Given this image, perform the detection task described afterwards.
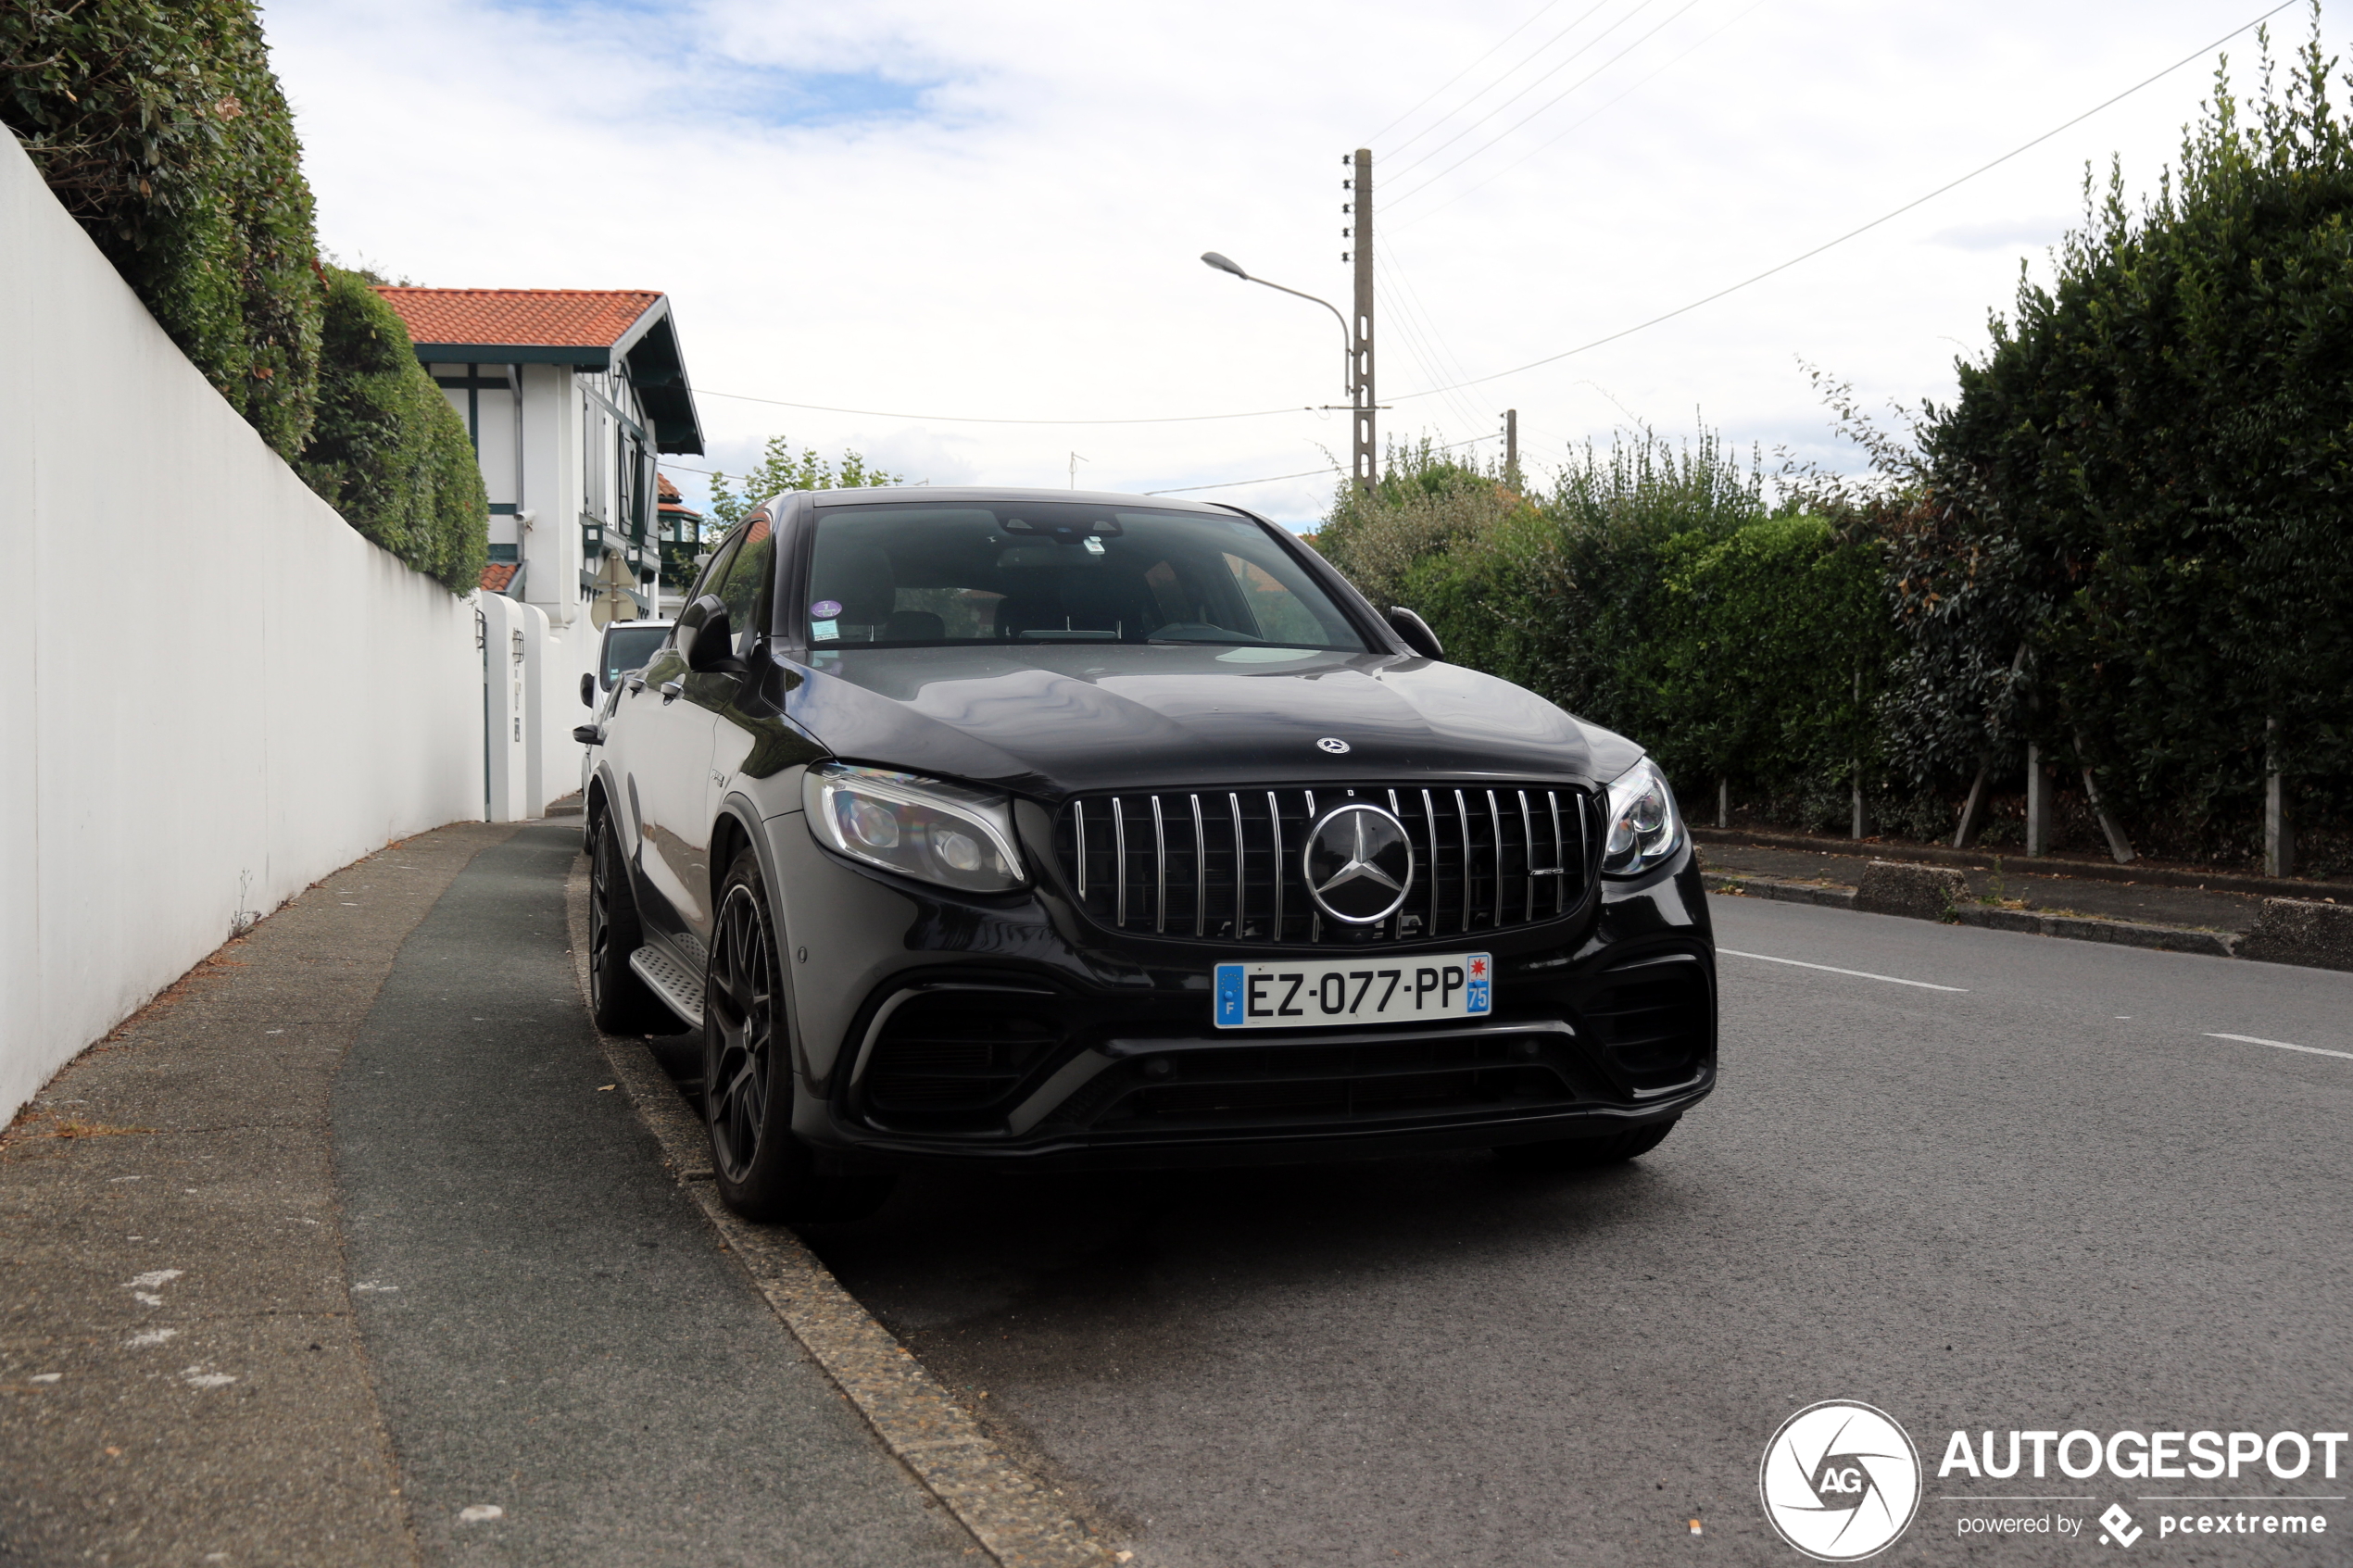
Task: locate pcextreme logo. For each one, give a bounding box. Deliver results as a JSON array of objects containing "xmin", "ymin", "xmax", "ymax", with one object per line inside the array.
[{"xmin": 1759, "ymin": 1401, "xmax": 1924, "ymax": 1562}]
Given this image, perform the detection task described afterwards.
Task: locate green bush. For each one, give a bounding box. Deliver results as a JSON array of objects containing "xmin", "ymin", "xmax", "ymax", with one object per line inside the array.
[
  {"xmin": 296, "ymin": 268, "xmax": 487, "ymax": 592},
  {"xmin": 1908, "ymin": 18, "xmax": 2353, "ymax": 864},
  {"xmin": 3, "ymin": 0, "xmax": 321, "ymax": 458}
]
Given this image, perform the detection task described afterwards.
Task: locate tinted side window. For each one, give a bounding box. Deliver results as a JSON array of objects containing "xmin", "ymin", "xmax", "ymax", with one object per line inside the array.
[
  {"xmin": 717, "ymin": 514, "xmax": 774, "ymax": 634},
  {"xmin": 692, "ymin": 532, "xmax": 743, "ymax": 608}
]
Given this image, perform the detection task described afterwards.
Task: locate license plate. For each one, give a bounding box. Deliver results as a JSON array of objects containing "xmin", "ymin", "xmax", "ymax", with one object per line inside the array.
[{"xmin": 1213, "ymin": 953, "xmax": 1491, "ymax": 1030}]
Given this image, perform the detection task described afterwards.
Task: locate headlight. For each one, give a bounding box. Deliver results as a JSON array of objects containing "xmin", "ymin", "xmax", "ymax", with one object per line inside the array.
[
  {"xmin": 1601, "ymin": 757, "xmax": 1683, "ymax": 877},
  {"xmin": 803, "ymin": 763, "xmax": 1026, "ymax": 893}
]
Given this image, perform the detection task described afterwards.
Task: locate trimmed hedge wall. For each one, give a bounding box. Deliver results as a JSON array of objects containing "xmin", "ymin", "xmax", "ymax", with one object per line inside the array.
[
  {"xmin": 298, "ymin": 269, "xmax": 488, "ymax": 593},
  {"xmin": 4, "ymin": 0, "xmax": 485, "ymax": 592},
  {"xmin": 3, "ymin": 0, "xmax": 321, "ymax": 458}
]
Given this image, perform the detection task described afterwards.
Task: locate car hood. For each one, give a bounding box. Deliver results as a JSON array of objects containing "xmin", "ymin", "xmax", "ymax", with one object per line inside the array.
[{"xmin": 782, "ymin": 646, "xmax": 1641, "ymax": 800}]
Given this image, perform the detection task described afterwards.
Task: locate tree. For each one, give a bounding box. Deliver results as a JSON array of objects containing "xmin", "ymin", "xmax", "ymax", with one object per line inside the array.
[{"xmin": 707, "ymin": 436, "xmax": 901, "ymax": 528}]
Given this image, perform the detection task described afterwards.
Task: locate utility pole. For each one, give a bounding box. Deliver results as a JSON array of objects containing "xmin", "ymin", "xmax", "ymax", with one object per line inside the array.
[
  {"xmin": 1345, "ymin": 148, "xmax": 1377, "ymax": 491},
  {"xmin": 1502, "ymin": 408, "xmax": 1519, "ymax": 491}
]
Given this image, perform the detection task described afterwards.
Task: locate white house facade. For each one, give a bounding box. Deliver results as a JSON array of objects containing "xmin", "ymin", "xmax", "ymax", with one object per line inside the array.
[{"xmin": 376, "ymin": 287, "xmax": 705, "ymax": 810}]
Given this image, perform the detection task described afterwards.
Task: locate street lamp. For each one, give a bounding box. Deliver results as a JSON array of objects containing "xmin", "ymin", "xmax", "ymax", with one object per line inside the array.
[{"xmin": 1200, "ymin": 251, "xmax": 1354, "ymax": 404}]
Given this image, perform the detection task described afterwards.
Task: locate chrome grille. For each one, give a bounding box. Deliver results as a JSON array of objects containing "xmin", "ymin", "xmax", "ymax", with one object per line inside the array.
[{"xmin": 1053, "ymin": 784, "xmax": 1591, "ymax": 946}]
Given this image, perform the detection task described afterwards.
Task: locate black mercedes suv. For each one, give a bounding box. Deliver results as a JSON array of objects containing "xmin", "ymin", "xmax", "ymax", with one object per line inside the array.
[{"xmin": 582, "ymin": 487, "xmax": 1714, "ymax": 1220}]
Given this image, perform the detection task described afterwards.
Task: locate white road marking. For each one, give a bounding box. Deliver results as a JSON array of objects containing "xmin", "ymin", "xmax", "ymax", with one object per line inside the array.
[
  {"xmin": 2205, "ymin": 1032, "xmax": 2353, "ymax": 1061},
  {"xmin": 125, "ymin": 1270, "xmax": 182, "ymax": 1289},
  {"xmin": 124, "ymin": 1329, "xmax": 178, "ymax": 1348},
  {"xmin": 459, "ymin": 1504, "xmax": 505, "ymax": 1524},
  {"xmin": 1718, "ymin": 948, "xmax": 1969, "ymax": 993}
]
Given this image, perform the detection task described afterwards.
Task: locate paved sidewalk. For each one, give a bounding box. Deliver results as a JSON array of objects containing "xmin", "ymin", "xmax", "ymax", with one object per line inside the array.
[
  {"xmin": 0, "ymin": 822, "xmax": 520, "ymax": 1566},
  {"xmin": 1, "ymin": 820, "xmax": 982, "ymax": 1568},
  {"xmin": 335, "ymin": 822, "xmax": 978, "ymax": 1567}
]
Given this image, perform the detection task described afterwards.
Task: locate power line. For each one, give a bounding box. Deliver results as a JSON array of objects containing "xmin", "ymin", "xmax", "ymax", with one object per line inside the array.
[
  {"xmin": 1390, "ymin": 0, "xmax": 2301, "ymax": 404},
  {"xmin": 1380, "ymin": 0, "xmax": 1617, "ymax": 160},
  {"xmin": 695, "ymin": 385, "xmax": 1313, "ymax": 426},
  {"xmin": 1385, "ymin": 0, "xmax": 1661, "ymax": 180},
  {"xmin": 1368, "ymin": 0, "xmax": 1575, "ymax": 146},
  {"xmin": 1145, "ymin": 433, "xmax": 1494, "ymax": 495},
  {"xmin": 1390, "ymin": 0, "xmax": 1770, "ymax": 229},
  {"xmin": 1386, "ymin": 0, "xmax": 1705, "ymax": 206}
]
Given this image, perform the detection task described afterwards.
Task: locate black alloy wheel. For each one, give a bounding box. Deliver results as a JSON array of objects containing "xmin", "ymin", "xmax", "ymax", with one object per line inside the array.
[
  {"xmin": 1493, "ymin": 1116, "xmax": 1678, "ymax": 1173},
  {"xmin": 704, "ymin": 848, "xmax": 893, "ymax": 1223},
  {"xmin": 590, "ymin": 810, "xmax": 677, "ymax": 1035}
]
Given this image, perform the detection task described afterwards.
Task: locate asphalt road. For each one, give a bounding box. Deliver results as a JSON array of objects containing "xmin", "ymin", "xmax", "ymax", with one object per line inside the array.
[{"xmin": 810, "ymin": 897, "xmax": 2353, "ymax": 1567}]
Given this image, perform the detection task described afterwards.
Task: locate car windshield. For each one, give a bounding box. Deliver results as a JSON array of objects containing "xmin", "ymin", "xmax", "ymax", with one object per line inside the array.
[
  {"xmin": 803, "ymin": 504, "xmax": 1365, "ymax": 651},
  {"xmin": 601, "ymin": 623, "xmax": 671, "ymax": 686}
]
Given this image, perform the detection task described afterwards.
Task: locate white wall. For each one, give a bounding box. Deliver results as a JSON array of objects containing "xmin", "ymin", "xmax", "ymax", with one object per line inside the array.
[{"xmin": 0, "ymin": 132, "xmax": 489, "ymax": 1122}]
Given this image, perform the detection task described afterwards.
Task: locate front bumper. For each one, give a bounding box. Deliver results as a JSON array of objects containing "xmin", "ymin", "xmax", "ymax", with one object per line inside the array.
[{"xmin": 764, "ymin": 809, "xmax": 1717, "ymax": 1170}]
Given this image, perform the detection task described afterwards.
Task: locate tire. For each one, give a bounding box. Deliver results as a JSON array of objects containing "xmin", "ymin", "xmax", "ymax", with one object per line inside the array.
[
  {"xmin": 589, "ymin": 809, "xmax": 679, "ymax": 1036},
  {"xmin": 703, "ymin": 848, "xmax": 894, "ymax": 1223},
  {"xmin": 1494, "ymin": 1117, "xmax": 1678, "ymax": 1173}
]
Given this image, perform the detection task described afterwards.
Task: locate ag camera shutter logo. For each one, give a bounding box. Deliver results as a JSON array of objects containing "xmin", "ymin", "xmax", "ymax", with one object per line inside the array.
[{"xmin": 1759, "ymin": 1400, "xmax": 1923, "ymax": 1561}]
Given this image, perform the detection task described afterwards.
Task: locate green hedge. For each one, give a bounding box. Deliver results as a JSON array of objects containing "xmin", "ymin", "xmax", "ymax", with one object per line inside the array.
[
  {"xmin": 3, "ymin": 0, "xmax": 321, "ymax": 458},
  {"xmin": 5, "ymin": 0, "xmax": 486, "ymax": 592},
  {"xmin": 297, "ymin": 268, "xmax": 487, "ymax": 592}
]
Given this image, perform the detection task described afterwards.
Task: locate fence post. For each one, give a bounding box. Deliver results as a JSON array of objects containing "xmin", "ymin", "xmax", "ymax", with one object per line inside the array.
[
  {"xmin": 1718, "ymin": 777, "xmax": 1729, "ymax": 830},
  {"xmin": 2265, "ymin": 717, "xmax": 2296, "ymax": 879},
  {"xmin": 1953, "ymin": 762, "xmax": 1991, "ymax": 849},
  {"xmin": 2025, "ymin": 744, "xmax": 2051, "ymax": 857},
  {"xmin": 1849, "ymin": 667, "xmax": 1868, "ymax": 839}
]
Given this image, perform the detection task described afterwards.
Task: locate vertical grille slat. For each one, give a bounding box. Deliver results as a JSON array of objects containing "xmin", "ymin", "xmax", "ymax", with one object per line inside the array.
[
  {"xmin": 1113, "ymin": 797, "xmax": 1128, "ymax": 928},
  {"xmin": 1150, "ymin": 796, "xmax": 1168, "ymax": 934},
  {"xmin": 1059, "ymin": 781, "xmax": 1593, "ymax": 947},
  {"xmin": 1267, "ymin": 791, "xmax": 1285, "ymax": 940},
  {"xmin": 1519, "ymin": 789, "xmax": 1536, "ymax": 923}
]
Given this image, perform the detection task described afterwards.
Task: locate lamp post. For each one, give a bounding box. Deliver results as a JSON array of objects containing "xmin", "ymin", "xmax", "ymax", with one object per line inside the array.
[{"xmin": 1201, "ymin": 249, "xmax": 1371, "ymax": 489}]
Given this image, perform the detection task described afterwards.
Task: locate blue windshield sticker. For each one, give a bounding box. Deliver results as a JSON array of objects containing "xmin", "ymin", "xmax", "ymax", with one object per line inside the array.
[{"xmin": 810, "ymin": 599, "xmax": 843, "ymax": 618}]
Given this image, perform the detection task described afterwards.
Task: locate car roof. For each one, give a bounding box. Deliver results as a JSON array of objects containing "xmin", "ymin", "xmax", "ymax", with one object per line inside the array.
[
  {"xmin": 603, "ymin": 619, "xmax": 675, "ymax": 633},
  {"xmin": 799, "ymin": 485, "xmax": 1248, "ymax": 516}
]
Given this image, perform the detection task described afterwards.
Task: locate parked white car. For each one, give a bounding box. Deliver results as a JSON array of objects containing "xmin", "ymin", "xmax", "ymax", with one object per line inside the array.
[{"xmin": 575, "ymin": 619, "xmax": 674, "ymax": 812}]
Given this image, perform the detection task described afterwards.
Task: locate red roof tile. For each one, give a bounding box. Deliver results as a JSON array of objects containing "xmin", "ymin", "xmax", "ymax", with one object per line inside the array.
[
  {"xmin": 656, "ymin": 472, "xmax": 682, "ymax": 503},
  {"xmin": 376, "ymin": 288, "xmax": 662, "ymax": 350},
  {"xmin": 480, "ymin": 563, "xmax": 521, "ymax": 594}
]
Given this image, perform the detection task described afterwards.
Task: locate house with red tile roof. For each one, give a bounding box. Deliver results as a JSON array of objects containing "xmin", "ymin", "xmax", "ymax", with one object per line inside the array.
[
  {"xmin": 377, "ymin": 286, "xmax": 706, "ymax": 782},
  {"xmin": 376, "ymin": 286, "xmax": 704, "ymax": 621}
]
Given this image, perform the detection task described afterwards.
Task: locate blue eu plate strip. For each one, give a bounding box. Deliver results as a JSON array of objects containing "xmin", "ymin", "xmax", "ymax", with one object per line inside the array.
[{"xmin": 1214, "ymin": 963, "xmax": 1246, "ymax": 1027}]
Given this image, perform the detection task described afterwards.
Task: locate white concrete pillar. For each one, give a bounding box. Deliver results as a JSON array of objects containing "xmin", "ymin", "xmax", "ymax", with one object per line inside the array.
[
  {"xmin": 480, "ymin": 594, "xmax": 529, "ymax": 823},
  {"xmin": 518, "ymin": 600, "xmax": 548, "ymax": 817}
]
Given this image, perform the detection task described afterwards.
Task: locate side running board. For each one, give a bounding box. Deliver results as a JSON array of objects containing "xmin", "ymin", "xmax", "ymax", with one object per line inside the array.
[{"xmin": 628, "ymin": 944, "xmax": 705, "ymax": 1030}]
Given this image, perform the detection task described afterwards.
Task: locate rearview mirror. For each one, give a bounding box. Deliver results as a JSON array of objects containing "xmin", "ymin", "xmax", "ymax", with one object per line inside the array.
[
  {"xmin": 676, "ymin": 594, "xmax": 748, "ymax": 676},
  {"xmin": 1387, "ymin": 606, "xmax": 1443, "ymax": 659}
]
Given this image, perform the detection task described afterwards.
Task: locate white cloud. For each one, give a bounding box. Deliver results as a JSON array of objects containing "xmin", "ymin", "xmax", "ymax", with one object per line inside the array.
[{"xmin": 260, "ymin": 0, "xmax": 2322, "ymax": 526}]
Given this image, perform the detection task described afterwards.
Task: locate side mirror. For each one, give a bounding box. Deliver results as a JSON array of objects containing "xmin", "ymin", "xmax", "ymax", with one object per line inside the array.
[
  {"xmin": 677, "ymin": 594, "xmax": 748, "ymax": 676},
  {"xmin": 1387, "ymin": 606, "xmax": 1444, "ymax": 659},
  {"xmin": 579, "ymin": 672, "xmax": 596, "ymax": 708},
  {"xmin": 573, "ymin": 724, "xmax": 602, "ymax": 746}
]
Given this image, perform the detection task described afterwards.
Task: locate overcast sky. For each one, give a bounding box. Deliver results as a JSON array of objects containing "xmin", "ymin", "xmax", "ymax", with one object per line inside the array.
[{"xmin": 263, "ymin": 0, "xmax": 2324, "ymax": 527}]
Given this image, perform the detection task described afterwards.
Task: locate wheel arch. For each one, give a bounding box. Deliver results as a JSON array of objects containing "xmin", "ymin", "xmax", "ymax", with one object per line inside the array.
[{"xmin": 712, "ymin": 794, "xmax": 809, "ymax": 1080}]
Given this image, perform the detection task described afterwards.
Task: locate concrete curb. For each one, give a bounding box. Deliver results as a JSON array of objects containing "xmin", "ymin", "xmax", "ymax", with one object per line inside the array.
[
  {"xmin": 561, "ymin": 859, "xmax": 1123, "ymax": 1568},
  {"xmin": 1705, "ymin": 873, "xmax": 2240, "ymax": 960}
]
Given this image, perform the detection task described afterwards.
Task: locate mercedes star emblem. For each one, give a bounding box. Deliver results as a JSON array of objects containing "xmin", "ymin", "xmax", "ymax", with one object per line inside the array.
[
  {"xmin": 1302, "ymin": 804, "xmax": 1415, "ymax": 924},
  {"xmin": 1315, "ymin": 737, "xmax": 1350, "ymax": 754}
]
